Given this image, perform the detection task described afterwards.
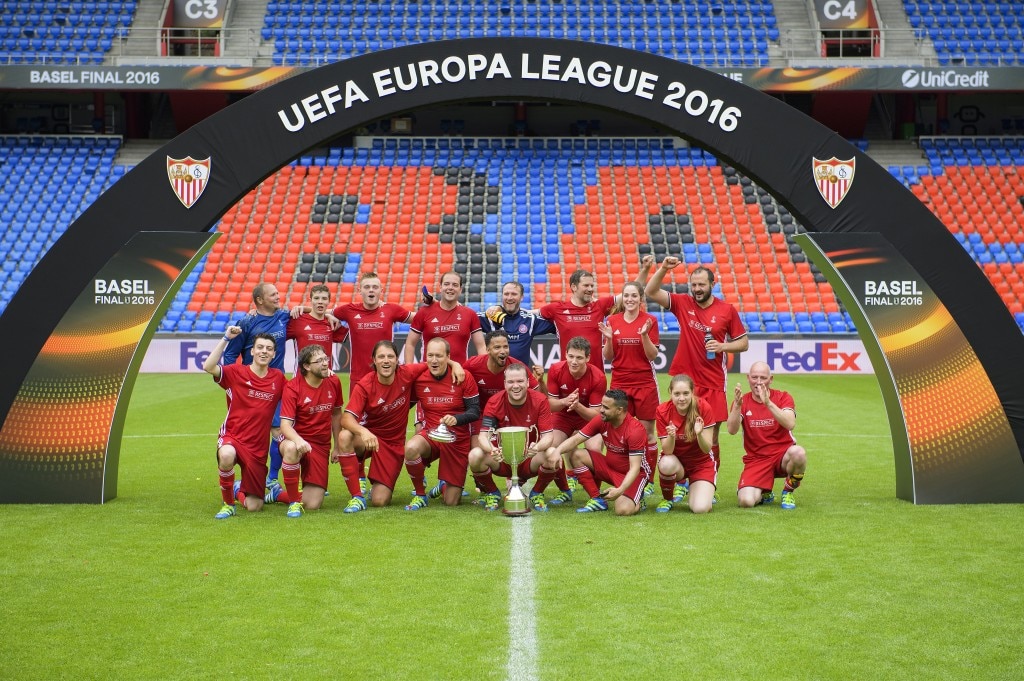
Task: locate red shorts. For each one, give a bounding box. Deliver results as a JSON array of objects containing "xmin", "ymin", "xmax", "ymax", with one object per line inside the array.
[
  {"xmin": 495, "ymin": 456, "xmax": 538, "ymax": 482},
  {"xmin": 416, "ymin": 428, "xmax": 471, "ymax": 488},
  {"xmin": 670, "ymin": 448, "xmax": 719, "ymax": 487},
  {"xmin": 589, "ymin": 452, "xmax": 650, "ymax": 505},
  {"xmin": 367, "ymin": 439, "xmax": 406, "ymax": 490},
  {"xmin": 299, "ymin": 442, "xmax": 331, "ymax": 489},
  {"xmin": 737, "ymin": 450, "xmax": 788, "ymax": 491},
  {"xmin": 614, "ymin": 381, "xmax": 660, "ymax": 421},
  {"xmin": 217, "ymin": 435, "xmax": 268, "ymax": 498},
  {"xmin": 695, "ymin": 385, "xmax": 728, "ymax": 424},
  {"xmin": 551, "ymin": 412, "xmax": 587, "ymax": 437}
]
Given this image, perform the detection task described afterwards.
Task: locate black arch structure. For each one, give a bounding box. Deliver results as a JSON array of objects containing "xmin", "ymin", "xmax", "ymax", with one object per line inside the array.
[{"xmin": 1, "ymin": 39, "xmax": 1022, "ymax": 503}]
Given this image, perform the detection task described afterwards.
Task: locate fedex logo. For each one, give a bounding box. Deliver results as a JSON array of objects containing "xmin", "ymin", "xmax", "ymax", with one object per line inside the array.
[{"xmin": 766, "ymin": 342, "xmax": 862, "ymax": 372}]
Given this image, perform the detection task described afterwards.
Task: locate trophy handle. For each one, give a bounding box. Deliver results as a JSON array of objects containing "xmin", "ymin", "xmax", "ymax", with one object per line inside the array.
[{"xmin": 528, "ymin": 424, "xmax": 539, "ymax": 450}]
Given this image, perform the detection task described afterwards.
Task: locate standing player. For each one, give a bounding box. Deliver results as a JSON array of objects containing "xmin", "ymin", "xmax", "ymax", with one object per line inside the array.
[
  {"xmin": 404, "ymin": 271, "xmax": 485, "ymax": 364},
  {"xmin": 271, "ymin": 344, "xmax": 344, "ymax": 518},
  {"xmin": 332, "ymin": 271, "xmax": 414, "ymax": 384},
  {"xmin": 468, "ymin": 363, "xmax": 559, "ymax": 511},
  {"xmin": 224, "ymin": 282, "xmax": 292, "ymax": 488},
  {"xmin": 287, "ymin": 283, "xmax": 350, "ymax": 369},
  {"xmin": 538, "ymin": 256, "xmax": 653, "ymax": 372},
  {"xmin": 599, "ymin": 281, "xmax": 660, "ymax": 482},
  {"xmin": 342, "ymin": 341, "xmax": 465, "ymax": 509},
  {"xmin": 331, "ymin": 271, "xmax": 415, "ymax": 499},
  {"xmin": 644, "ymin": 259, "xmax": 748, "ymax": 489},
  {"xmin": 655, "ymin": 374, "xmax": 717, "ymax": 514},
  {"xmin": 727, "ymin": 361, "xmax": 807, "ymax": 510},
  {"xmin": 481, "ymin": 281, "xmax": 557, "ymax": 378},
  {"xmin": 203, "ymin": 325, "xmax": 284, "ymax": 519},
  {"xmin": 404, "ymin": 338, "xmax": 481, "ymax": 510},
  {"xmin": 547, "ymin": 389, "xmax": 651, "ymax": 516},
  {"xmin": 530, "ymin": 336, "xmax": 607, "ymax": 505}
]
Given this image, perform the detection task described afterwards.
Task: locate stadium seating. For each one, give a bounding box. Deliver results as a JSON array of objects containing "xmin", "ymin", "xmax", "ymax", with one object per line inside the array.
[
  {"xmin": 261, "ymin": 0, "xmax": 779, "ymax": 67},
  {"xmin": 906, "ymin": 1, "xmax": 1024, "ymax": 65},
  {"xmin": 0, "ymin": 1, "xmax": 136, "ymax": 65},
  {"xmin": 0, "ymin": 135, "xmax": 122, "ymax": 311},
  {"xmin": 2, "ymin": 135, "xmax": 1021, "ymax": 336}
]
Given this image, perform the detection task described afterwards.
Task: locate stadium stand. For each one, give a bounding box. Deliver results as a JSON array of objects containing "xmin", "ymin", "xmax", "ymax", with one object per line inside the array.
[
  {"xmin": 0, "ymin": 135, "xmax": 123, "ymax": 310},
  {"xmin": 262, "ymin": 0, "xmax": 779, "ymax": 67},
  {"xmin": 0, "ymin": 1, "xmax": 137, "ymax": 65},
  {"xmin": 906, "ymin": 0, "xmax": 1024, "ymax": 66},
  {"xmin": 2, "ymin": 136, "xmax": 1021, "ymax": 336}
]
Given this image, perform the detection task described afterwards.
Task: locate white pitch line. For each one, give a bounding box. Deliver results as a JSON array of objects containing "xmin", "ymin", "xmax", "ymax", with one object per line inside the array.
[{"xmin": 506, "ymin": 515, "xmax": 538, "ymax": 681}]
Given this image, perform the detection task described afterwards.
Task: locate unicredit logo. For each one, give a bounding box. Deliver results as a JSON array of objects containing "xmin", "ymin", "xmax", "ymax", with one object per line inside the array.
[{"xmin": 901, "ymin": 69, "xmax": 990, "ymax": 89}]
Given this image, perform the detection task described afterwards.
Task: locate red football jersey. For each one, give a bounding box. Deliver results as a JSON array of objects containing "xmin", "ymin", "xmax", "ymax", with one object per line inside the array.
[
  {"xmin": 412, "ymin": 367, "xmax": 481, "ymax": 437},
  {"xmin": 655, "ymin": 397, "xmax": 717, "ymax": 460},
  {"xmin": 216, "ymin": 363, "xmax": 285, "ymax": 454},
  {"xmin": 606, "ymin": 312, "xmax": 659, "ymax": 388},
  {"xmin": 409, "ymin": 303, "xmax": 482, "ymax": 364},
  {"xmin": 666, "ymin": 294, "xmax": 746, "ymax": 391},
  {"xmin": 280, "ymin": 373, "xmax": 343, "ymax": 449},
  {"xmin": 578, "ymin": 412, "xmax": 649, "ymax": 474},
  {"xmin": 482, "ymin": 389, "xmax": 554, "ymax": 447},
  {"xmin": 345, "ymin": 363, "xmax": 426, "ymax": 439},
  {"xmin": 546, "ymin": 361, "xmax": 607, "ymax": 408},
  {"xmin": 738, "ymin": 389, "xmax": 797, "ymax": 459},
  {"xmin": 463, "ymin": 354, "xmax": 540, "ymax": 411},
  {"xmin": 332, "ymin": 302, "xmax": 411, "ymax": 383},
  {"xmin": 287, "ymin": 313, "xmax": 349, "ymax": 371},
  {"xmin": 539, "ymin": 295, "xmax": 615, "ymax": 371}
]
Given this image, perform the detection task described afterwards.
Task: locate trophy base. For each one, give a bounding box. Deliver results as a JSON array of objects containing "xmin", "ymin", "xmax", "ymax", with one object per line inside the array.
[{"xmin": 503, "ymin": 485, "xmax": 531, "ymax": 516}]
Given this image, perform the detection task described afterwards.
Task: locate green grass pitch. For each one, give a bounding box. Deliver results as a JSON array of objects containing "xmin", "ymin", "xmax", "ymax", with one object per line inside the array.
[{"xmin": 1, "ymin": 372, "xmax": 1022, "ymax": 679}]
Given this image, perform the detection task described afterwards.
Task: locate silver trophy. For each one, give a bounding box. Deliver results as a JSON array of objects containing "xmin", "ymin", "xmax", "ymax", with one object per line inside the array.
[
  {"xmin": 496, "ymin": 425, "xmax": 538, "ymax": 516},
  {"xmin": 427, "ymin": 422, "xmax": 457, "ymax": 443}
]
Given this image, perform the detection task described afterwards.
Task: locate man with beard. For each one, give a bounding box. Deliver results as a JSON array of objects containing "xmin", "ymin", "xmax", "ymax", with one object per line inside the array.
[
  {"xmin": 480, "ymin": 281, "xmax": 556, "ymax": 379},
  {"xmin": 644, "ymin": 260, "xmax": 747, "ymax": 493}
]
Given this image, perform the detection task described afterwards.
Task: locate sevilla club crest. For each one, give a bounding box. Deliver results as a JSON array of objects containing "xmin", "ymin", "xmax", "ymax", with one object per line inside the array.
[
  {"xmin": 812, "ymin": 157, "xmax": 855, "ymax": 209},
  {"xmin": 167, "ymin": 156, "xmax": 211, "ymax": 209}
]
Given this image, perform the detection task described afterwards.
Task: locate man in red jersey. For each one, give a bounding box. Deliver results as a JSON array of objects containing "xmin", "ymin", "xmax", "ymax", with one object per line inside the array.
[
  {"xmin": 287, "ymin": 283, "xmax": 349, "ymax": 370},
  {"xmin": 342, "ymin": 341, "xmax": 465, "ymax": 509},
  {"xmin": 645, "ymin": 259, "xmax": 747, "ymax": 486},
  {"xmin": 538, "ymin": 256, "xmax": 653, "ymax": 371},
  {"xmin": 269, "ymin": 344, "xmax": 344, "ymax": 518},
  {"xmin": 454, "ymin": 330, "xmax": 541, "ymax": 508},
  {"xmin": 531, "ymin": 336, "xmax": 607, "ymax": 505},
  {"xmin": 333, "ymin": 271, "xmax": 414, "ymax": 384},
  {"xmin": 404, "ymin": 271, "xmax": 485, "ymax": 364},
  {"xmin": 727, "ymin": 361, "xmax": 807, "ymax": 510},
  {"xmin": 404, "ymin": 338, "xmax": 481, "ymax": 510},
  {"xmin": 547, "ymin": 389, "xmax": 650, "ymax": 516},
  {"xmin": 468, "ymin": 363, "xmax": 559, "ymax": 511},
  {"xmin": 203, "ymin": 326, "xmax": 285, "ymax": 520}
]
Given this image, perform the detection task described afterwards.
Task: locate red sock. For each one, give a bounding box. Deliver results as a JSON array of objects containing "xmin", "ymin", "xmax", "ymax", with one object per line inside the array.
[
  {"xmin": 573, "ymin": 465, "xmax": 601, "ymax": 499},
  {"xmin": 645, "ymin": 441, "xmax": 659, "ymax": 473},
  {"xmin": 219, "ymin": 469, "xmax": 236, "ymax": 505},
  {"xmin": 553, "ymin": 467, "xmax": 570, "ymax": 492},
  {"xmin": 784, "ymin": 472, "xmax": 804, "ymax": 492},
  {"xmin": 358, "ymin": 457, "xmax": 367, "ymax": 478},
  {"xmin": 282, "ymin": 461, "xmax": 301, "ymax": 504},
  {"xmin": 533, "ymin": 466, "xmax": 556, "ymax": 493},
  {"xmin": 473, "ymin": 471, "xmax": 499, "ymax": 494},
  {"xmin": 660, "ymin": 472, "xmax": 677, "ymax": 501},
  {"xmin": 406, "ymin": 457, "xmax": 426, "ymax": 496},
  {"xmin": 338, "ymin": 453, "xmax": 363, "ymax": 498}
]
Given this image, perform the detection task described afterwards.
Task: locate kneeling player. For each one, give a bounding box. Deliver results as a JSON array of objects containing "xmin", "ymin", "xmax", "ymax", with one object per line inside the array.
[
  {"xmin": 272, "ymin": 344, "xmax": 344, "ymax": 518},
  {"xmin": 727, "ymin": 362, "xmax": 807, "ymax": 510},
  {"xmin": 655, "ymin": 374, "xmax": 717, "ymax": 514},
  {"xmin": 404, "ymin": 338, "xmax": 481, "ymax": 510},
  {"xmin": 203, "ymin": 327, "xmax": 284, "ymax": 519},
  {"xmin": 547, "ymin": 389, "xmax": 650, "ymax": 516},
  {"xmin": 342, "ymin": 341, "xmax": 464, "ymax": 509},
  {"xmin": 468, "ymin": 363, "xmax": 558, "ymax": 511}
]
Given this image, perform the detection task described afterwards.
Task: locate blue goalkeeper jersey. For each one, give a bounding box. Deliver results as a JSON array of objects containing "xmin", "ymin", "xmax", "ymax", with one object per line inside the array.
[
  {"xmin": 478, "ymin": 309, "xmax": 557, "ymax": 366},
  {"xmin": 223, "ymin": 310, "xmax": 291, "ymax": 371}
]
